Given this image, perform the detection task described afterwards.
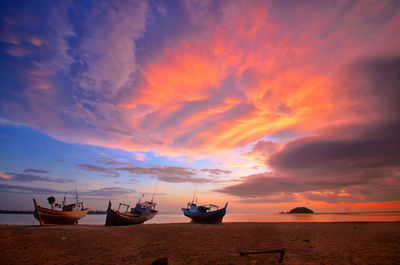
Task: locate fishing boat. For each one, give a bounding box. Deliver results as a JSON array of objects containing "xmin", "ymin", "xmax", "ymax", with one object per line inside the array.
[
  {"xmin": 33, "ymin": 195, "xmax": 90, "ymax": 225},
  {"xmin": 182, "ymin": 198, "xmax": 228, "ymax": 223},
  {"xmin": 105, "ymin": 199, "xmax": 158, "ymax": 226},
  {"xmin": 106, "ymin": 186, "xmax": 159, "ymax": 226}
]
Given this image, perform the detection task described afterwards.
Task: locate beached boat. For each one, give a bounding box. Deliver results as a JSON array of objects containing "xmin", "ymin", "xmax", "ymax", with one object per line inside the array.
[
  {"xmin": 33, "ymin": 196, "xmax": 90, "ymax": 225},
  {"xmin": 105, "ymin": 200, "xmax": 158, "ymax": 226},
  {"xmin": 182, "ymin": 200, "xmax": 228, "ymax": 223}
]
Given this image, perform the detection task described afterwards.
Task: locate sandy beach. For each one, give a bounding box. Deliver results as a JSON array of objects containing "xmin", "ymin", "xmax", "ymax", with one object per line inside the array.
[{"xmin": 1, "ymin": 222, "xmax": 399, "ymax": 264}]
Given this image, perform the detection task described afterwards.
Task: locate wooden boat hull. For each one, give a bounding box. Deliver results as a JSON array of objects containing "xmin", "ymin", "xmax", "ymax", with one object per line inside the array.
[
  {"xmin": 105, "ymin": 202, "xmax": 158, "ymax": 226},
  {"xmin": 182, "ymin": 207, "xmax": 227, "ymax": 224},
  {"xmin": 33, "ymin": 203, "xmax": 89, "ymax": 225}
]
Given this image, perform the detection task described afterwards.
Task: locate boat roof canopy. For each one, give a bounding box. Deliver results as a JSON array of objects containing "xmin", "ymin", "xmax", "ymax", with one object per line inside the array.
[
  {"xmin": 139, "ymin": 201, "xmax": 157, "ymax": 207},
  {"xmin": 190, "ymin": 203, "xmax": 219, "ymax": 209}
]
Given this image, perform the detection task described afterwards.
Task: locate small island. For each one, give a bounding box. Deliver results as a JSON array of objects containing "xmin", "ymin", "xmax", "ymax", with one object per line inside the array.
[{"xmin": 288, "ymin": 207, "xmax": 314, "ymax": 214}]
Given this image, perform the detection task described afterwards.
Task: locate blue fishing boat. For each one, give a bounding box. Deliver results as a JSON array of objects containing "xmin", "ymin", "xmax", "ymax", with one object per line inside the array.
[{"xmin": 182, "ymin": 199, "xmax": 228, "ymax": 224}]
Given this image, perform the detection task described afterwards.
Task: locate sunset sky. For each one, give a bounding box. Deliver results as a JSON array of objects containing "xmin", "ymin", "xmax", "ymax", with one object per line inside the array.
[{"xmin": 1, "ymin": 0, "xmax": 399, "ymax": 213}]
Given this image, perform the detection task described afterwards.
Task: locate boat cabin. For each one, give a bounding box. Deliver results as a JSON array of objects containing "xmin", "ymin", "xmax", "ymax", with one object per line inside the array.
[
  {"xmin": 62, "ymin": 202, "xmax": 85, "ymax": 211},
  {"xmin": 186, "ymin": 202, "xmax": 219, "ymax": 213},
  {"xmin": 116, "ymin": 201, "xmax": 157, "ymax": 215},
  {"xmin": 47, "ymin": 196, "xmax": 85, "ymax": 211},
  {"xmin": 131, "ymin": 201, "xmax": 157, "ymax": 214}
]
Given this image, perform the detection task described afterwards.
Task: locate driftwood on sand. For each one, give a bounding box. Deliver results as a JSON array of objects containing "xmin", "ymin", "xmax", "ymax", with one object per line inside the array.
[{"xmin": 240, "ymin": 249, "xmax": 285, "ymax": 263}]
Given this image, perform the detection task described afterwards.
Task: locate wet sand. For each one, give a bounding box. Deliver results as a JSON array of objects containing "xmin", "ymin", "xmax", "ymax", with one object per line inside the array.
[{"xmin": 1, "ymin": 222, "xmax": 399, "ymax": 264}]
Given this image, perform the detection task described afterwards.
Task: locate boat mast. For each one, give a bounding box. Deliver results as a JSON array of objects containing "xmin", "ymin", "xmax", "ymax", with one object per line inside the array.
[
  {"xmin": 74, "ymin": 181, "xmax": 83, "ymax": 205},
  {"xmin": 74, "ymin": 181, "xmax": 84, "ymax": 209},
  {"xmin": 151, "ymin": 183, "xmax": 158, "ymax": 203},
  {"xmin": 191, "ymin": 188, "xmax": 196, "ymax": 204}
]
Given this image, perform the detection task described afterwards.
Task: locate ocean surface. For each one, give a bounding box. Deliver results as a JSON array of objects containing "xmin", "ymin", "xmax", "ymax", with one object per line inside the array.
[{"xmin": 1, "ymin": 212, "xmax": 399, "ymax": 225}]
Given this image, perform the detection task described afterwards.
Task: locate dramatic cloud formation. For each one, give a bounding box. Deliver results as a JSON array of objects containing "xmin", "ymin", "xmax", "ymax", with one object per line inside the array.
[
  {"xmin": 2, "ymin": 0, "xmax": 398, "ymax": 156},
  {"xmin": 217, "ymin": 57, "xmax": 400, "ymax": 203}
]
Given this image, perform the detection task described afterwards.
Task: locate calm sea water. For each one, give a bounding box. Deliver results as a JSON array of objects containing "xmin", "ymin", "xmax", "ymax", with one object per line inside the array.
[{"xmin": 1, "ymin": 212, "xmax": 399, "ymax": 225}]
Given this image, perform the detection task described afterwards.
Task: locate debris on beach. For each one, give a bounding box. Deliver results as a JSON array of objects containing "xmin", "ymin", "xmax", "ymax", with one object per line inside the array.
[{"xmin": 240, "ymin": 249, "xmax": 285, "ymax": 263}]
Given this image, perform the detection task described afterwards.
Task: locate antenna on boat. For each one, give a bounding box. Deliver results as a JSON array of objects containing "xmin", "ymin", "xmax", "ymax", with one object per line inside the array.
[{"xmin": 151, "ymin": 183, "xmax": 158, "ymax": 203}]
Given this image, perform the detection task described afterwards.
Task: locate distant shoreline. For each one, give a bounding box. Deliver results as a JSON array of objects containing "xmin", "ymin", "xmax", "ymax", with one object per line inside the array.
[
  {"xmin": 0, "ymin": 210, "xmax": 106, "ymax": 215},
  {"xmin": 1, "ymin": 210, "xmax": 400, "ymax": 215}
]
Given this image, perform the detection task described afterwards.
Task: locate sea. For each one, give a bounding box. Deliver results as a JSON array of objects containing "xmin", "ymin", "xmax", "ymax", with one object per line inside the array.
[{"xmin": 1, "ymin": 212, "xmax": 399, "ymax": 225}]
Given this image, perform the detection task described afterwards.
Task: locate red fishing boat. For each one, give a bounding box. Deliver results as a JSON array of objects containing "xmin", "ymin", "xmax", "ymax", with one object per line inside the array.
[{"xmin": 33, "ymin": 195, "xmax": 90, "ymax": 225}]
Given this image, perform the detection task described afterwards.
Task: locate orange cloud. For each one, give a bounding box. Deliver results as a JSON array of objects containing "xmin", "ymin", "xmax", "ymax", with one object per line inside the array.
[
  {"xmin": 0, "ymin": 172, "xmax": 11, "ymax": 179},
  {"xmin": 140, "ymin": 48, "xmax": 222, "ymax": 106},
  {"xmin": 28, "ymin": 37, "xmax": 45, "ymax": 46}
]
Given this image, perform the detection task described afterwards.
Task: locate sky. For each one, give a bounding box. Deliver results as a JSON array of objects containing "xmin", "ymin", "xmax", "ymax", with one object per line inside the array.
[{"xmin": 1, "ymin": 0, "xmax": 400, "ymax": 213}]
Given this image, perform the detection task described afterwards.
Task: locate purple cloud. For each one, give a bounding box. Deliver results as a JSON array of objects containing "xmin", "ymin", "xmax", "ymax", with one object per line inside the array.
[
  {"xmin": 78, "ymin": 162, "xmax": 224, "ymax": 183},
  {"xmin": 250, "ymin": 140, "xmax": 279, "ymax": 156},
  {"xmin": 0, "ymin": 184, "xmax": 138, "ymax": 199},
  {"xmin": 201, "ymin": 168, "xmax": 232, "ymax": 176},
  {"xmin": 0, "ymin": 184, "xmax": 63, "ymax": 195},
  {"xmin": 24, "ymin": 168, "xmax": 50, "ymax": 174},
  {"xmin": 120, "ymin": 166, "xmax": 212, "ymax": 183},
  {"xmin": 78, "ymin": 164, "xmax": 120, "ymax": 178},
  {"xmin": 5, "ymin": 172, "xmax": 73, "ymax": 183},
  {"xmin": 92, "ymin": 157, "xmax": 133, "ymax": 166},
  {"xmin": 78, "ymin": 187, "xmax": 136, "ymax": 198}
]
